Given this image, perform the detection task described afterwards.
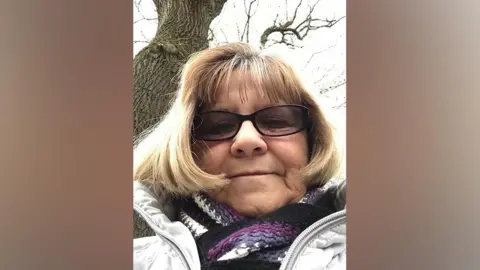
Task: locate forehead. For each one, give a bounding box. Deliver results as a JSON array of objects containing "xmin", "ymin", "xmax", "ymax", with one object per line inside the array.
[
  {"xmin": 212, "ymin": 89, "xmax": 284, "ymax": 114},
  {"xmin": 214, "ymin": 71, "xmax": 270, "ymax": 103},
  {"xmin": 198, "ymin": 67, "xmax": 303, "ymax": 111}
]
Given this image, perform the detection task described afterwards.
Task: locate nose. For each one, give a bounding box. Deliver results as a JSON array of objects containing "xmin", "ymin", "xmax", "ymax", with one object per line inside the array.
[{"xmin": 230, "ymin": 121, "xmax": 267, "ymax": 158}]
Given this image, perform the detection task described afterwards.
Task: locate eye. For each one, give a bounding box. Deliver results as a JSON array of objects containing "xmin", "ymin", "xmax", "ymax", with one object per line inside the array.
[
  {"xmin": 208, "ymin": 122, "xmax": 237, "ymax": 134},
  {"xmin": 260, "ymin": 117, "xmax": 293, "ymax": 128}
]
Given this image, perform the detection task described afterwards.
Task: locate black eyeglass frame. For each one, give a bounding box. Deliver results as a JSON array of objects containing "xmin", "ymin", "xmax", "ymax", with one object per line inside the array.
[{"xmin": 192, "ymin": 104, "xmax": 311, "ymax": 141}]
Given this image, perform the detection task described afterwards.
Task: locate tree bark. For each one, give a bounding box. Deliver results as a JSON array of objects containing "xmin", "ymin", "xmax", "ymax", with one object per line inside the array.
[{"xmin": 133, "ymin": 0, "xmax": 228, "ymax": 138}]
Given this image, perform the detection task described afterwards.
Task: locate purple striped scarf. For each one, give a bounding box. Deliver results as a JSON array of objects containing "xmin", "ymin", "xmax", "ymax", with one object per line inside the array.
[{"xmin": 178, "ymin": 182, "xmax": 338, "ymax": 266}]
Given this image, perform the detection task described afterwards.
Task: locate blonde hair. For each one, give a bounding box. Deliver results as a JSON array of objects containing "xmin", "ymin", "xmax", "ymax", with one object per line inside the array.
[{"xmin": 134, "ymin": 42, "xmax": 341, "ymax": 197}]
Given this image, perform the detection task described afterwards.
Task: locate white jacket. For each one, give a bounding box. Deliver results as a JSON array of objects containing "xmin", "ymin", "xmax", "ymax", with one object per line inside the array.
[{"xmin": 133, "ymin": 180, "xmax": 346, "ymax": 270}]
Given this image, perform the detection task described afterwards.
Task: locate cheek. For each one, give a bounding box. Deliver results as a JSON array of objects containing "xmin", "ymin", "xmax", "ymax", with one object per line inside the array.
[
  {"xmin": 195, "ymin": 142, "xmax": 231, "ymax": 174},
  {"xmin": 272, "ymin": 134, "xmax": 309, "ymax": 167}
]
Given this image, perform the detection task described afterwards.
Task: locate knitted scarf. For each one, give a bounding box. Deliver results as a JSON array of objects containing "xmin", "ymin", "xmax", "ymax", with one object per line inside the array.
[{"xmin": 177, "ymin": 182, "xmax": 339, "ymax": 270}]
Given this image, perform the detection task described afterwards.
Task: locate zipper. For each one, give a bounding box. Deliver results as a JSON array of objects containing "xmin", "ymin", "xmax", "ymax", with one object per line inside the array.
[
  {"xmin": 279, "ymin": 209, "xmax": 346, "ymax": 270},
  {"xmin": 134, "ymin": 204, "xmax": 194, "ymax": 270}
]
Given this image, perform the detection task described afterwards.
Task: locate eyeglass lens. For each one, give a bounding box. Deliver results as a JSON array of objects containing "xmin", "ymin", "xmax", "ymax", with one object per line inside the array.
[{"xmin": 193, "ymin": 105, "xmax": 307, "ymax": 141}]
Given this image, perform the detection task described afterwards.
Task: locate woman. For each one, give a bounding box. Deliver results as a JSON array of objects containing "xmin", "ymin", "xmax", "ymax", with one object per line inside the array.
[{"xmin": 133, "ymin": 42, "xmax": 346, "ymax": 270}]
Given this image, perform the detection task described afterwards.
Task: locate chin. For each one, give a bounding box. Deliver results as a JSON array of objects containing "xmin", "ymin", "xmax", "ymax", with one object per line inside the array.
[
  {"xmin": 209, "ymin": 175, "xmax": 296, "ymax": 217},
  {"xmin": 223, "ymin": 192, "xmax": 286, "ymax": 218}
]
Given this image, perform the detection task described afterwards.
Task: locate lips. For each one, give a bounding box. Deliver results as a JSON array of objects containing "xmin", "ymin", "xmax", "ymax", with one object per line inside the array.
[{"xmin": 229, "ymin": 172, "xmax": 272, "ymax": 178}]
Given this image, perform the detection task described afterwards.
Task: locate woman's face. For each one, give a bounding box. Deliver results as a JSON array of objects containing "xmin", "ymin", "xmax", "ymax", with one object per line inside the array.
[{"xmin": 194, "ymin": 72, "xmax": 309, "ymax": 217}]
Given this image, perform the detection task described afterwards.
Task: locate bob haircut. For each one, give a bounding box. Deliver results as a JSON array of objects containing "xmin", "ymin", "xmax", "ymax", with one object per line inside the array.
[{"xmin": 134, "ymin": 42, "xmax": 341, "ymax": 197}]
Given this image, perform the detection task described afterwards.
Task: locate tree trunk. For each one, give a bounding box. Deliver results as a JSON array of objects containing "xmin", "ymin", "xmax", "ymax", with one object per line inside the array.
[{"xmin": 133, "ymin": 0, "xmax": 228, "ymax": 138}]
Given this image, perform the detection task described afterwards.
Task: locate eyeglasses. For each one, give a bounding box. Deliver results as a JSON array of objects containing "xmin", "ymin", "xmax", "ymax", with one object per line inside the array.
[{"xmin": 192, "ymin": 105, "xmax": 310, "ymax": 141}]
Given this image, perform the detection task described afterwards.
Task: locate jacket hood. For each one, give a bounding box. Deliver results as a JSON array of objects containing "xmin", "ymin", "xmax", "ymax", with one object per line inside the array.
[
  {"xmin": 134, "ymin": 181, "xmax": 176, "ymax": 220},
  {"xmin": 133, "ymin": 181, "xmax": 178, "ymax": 239}
]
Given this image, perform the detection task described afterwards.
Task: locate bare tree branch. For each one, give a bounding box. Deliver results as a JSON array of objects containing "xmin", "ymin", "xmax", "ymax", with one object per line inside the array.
[
  {"xmin": 319, "ymin": 79, "xmax": 346, "ymax": 95},
  {"xmin": 333, "ymin": 99, "xmax": 346, "ymax": 109},
  {"xmin": 134, "ymin": 0, "xmax": 142, "ymax": 14},
  {"xmin": 259, "ymin": 0, "xmax": 345, "ymax": 48},
  {"xmin": 290, "ymin": 0, "xmax": 304, "ymax": 26},
  {"xmin": 304, "ymin": 43, "xmax": 337, "ymax": 68},
  {"xmin": 220, "ymin": 28, "xmax": 229, "ymax": 42},
  {"xmin": 265, "ymin": 32, "xmax": 304, "ymax": 49},
  {"xmin": 236, "ymin": 23, "xmax": 242, "ymax": 41},
  {"xmin": 133, "ymin": 0, "xmax": 158, "ymax": 25},
  {"xmin": 133, "ymin": 0, "xmax": 144, "ymax": 24},
  {"xmin": 240, "ymin": 0, "xmax": 259, "ymax": 43},
  {"xmin": 315, "ymin": 65, "xmax": 336, "ymax": 84},
  {"xmin": 273, "ymin": 13, "xmax": 280, "ymax": 26},
  {"xmin": 134, "ymin": 17, "xmax": 157, "ymax": 24},
  {"xmin": 140, "ymin": 30, "xmax": 149, "ymax": 42}
]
